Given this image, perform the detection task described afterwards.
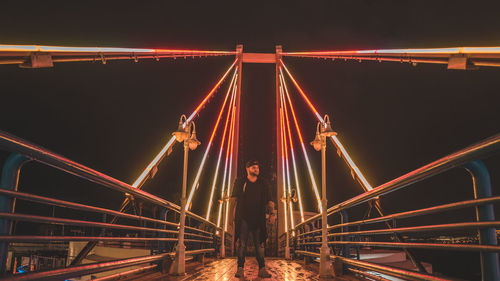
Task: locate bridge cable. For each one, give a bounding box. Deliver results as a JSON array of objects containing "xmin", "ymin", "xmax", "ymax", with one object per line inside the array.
[
  {"xmin": 205, "ymin": 74, "xmax": 238, "ymax": 221},
  {"xmin": 224, "ymin": 78, "xmax": 238, "ymax": 232},
  {"xmin": 280, "ymin": 78, "xmax": 305, "ymax": 222},
  {"xmin": 280, "ymin": 60, "xmax": 373, "ymax": 192},
  {"xmin": 280, "ymin": 84, "xmax": 295, "ymax": 230},
  {"xmin": 279, "ymin": 69, "xmax": 322, "ymax": 213},
  {"xmin": 131, "ymin": 59, "xmax": 237, "ymax": 189},
  {"xmin": 185, "ymin": 68, "xmax": 238, "ymax": 211},
  {"xmin": 217, "ymin": 80, "xmax": 237, "ymax": 230}
]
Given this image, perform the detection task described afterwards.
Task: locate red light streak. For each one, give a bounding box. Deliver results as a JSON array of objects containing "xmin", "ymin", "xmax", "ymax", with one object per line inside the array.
[
  {"xmin": 279, "ymin": 92, "xmax": 289, "ymax": 233},
  {"xmin": 280, "ymin": 61, "xmax": 324, "ymax": 123},
  {"xmin": 280, "ymin": 63, "xmax": 374, "ymax": 193},
  {"xmin": 224, "ymin": 81, "xmax": 238, "ymax": 232},
  {"xmin": 0, "ymin": 44, "xmax": 236, "ymax": 55},
  {"xmin": 186, "ymin": 60, "xmax": 238, "ymax": 123},
  {"xmin": 280, "ymin": 82, "xmax": 305, "ymax": 222},
  {"xmin": 218, "ymin": 83, "xmax": 236, "ymax": 229},
  {"xmin": 132, "ymin": 60, "xmax": 237, "ymax": 189},
  {"xmin": 186, "ymin": 69, "xmax": 238, "ymax": 211},
  {"xmin": 279, "ymin": 70, "xmax": 322, "ymax": 213},
  {"xmin": 206, "ymin": 78, "xmax": 237, "ymax": 220},
  {"xmin": 280, "ymin": 85, "xmax": 295, "ymax": 229}
]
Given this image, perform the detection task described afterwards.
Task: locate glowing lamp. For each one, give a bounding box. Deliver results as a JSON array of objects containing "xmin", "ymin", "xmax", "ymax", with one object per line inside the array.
[
  {"xmin": 320, "ymin": 115, "xmax": 337, "ymax": 137},
  {"xmin": 173, "ymin": 115, "xmax": 189, "ymax": 142},
  {"xmin": 188, "ymin": 129, "xmax": 201, "ymax": 150},
  {"xmin": 310, "ymin": 130, "xmax": 322, "ymax": 151}
]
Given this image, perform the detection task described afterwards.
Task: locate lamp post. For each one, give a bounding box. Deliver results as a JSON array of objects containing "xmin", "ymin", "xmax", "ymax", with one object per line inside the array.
[
  {"xmin": 310, "ymin": 114, "xmax": 336, "ymax": 277},
  {"xmin": 172, "ymin": 115, "xmax": 201, "ymax": 275}
]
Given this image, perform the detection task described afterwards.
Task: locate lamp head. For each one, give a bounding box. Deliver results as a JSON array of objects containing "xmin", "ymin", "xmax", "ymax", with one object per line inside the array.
[
  {"xmin": 188, "ymin": 125, "xmax": 201, "ymax": 150},
  {"xmin": 320, "ymin": 115, "xmax": 337, "ymax": 137},
  {"xmin": 173, "ymin": 115, "xmax": 189, "ymax": 142},
  {"xmin": 310, "ymin": 127, "xmax": 322, "ymax": 151}
]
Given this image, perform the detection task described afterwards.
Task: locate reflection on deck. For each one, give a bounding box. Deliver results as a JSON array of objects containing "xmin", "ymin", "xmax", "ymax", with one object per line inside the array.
[{"xmin": 122, "ymin": 258, "xmax": 333, "ymax": 281}]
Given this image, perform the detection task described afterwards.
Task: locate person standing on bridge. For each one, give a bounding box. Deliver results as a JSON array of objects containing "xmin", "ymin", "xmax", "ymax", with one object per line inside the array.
[{"xmin": 232, "ymin": 159, "xmax": 275, "ymax": 278}]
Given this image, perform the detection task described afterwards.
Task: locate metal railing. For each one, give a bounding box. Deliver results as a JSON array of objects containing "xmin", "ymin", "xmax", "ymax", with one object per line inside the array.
[
  {"xmin": 0, "ymin": 130, "xmax": 221, "ymax": 280},
  {"xmin": 290, "ymin": 134, "xmax": 500, "ymax": 281}
]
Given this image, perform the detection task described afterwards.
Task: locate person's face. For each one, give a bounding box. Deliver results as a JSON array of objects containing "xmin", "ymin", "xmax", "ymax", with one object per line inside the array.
[{"xmin": 246, "ymin": 164, "xmax": 260, "ymax": 177}]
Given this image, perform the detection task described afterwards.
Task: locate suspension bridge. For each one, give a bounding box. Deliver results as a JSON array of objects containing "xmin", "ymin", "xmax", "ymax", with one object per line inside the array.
[{"xmin": 0, "ymin": 44, "xmax": 498, "ymax": 280}]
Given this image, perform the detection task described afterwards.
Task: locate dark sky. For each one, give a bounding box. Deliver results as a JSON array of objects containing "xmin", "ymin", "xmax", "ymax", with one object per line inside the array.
[{"xmin": 0, "ymin": 1, "xmax": 499, "ymax": 228}]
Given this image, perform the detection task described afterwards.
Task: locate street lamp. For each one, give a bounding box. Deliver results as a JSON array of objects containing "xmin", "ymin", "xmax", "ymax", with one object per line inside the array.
[
  {"xmin": 311, "ymin": 114, "xmax": 336, "ymax": 278},
  {"xmin": 172, "ymin": 115, "xmax": 201, "ymax": 275}
]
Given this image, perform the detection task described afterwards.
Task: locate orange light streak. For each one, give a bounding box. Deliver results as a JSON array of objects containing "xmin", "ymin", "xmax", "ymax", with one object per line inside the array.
[
  {"xmin": 280, "ymin": 63, "xmax": 373, "ymax": 193},
  {"xmin": 217, "ymin": 102, "xmax": 234, "ymax": 229},
  {"xmin": 224, "ymin": 81, "xmax": 238, "ymax": 232},
  {"xmin": 280, "ymin": 85, "xmax": 295, "ymax": 229},
  {"xmin": 280, "ymin": 61, "xmax": 324, "ymax": 123},
  {"xmin": 280, "ymin": 70, "xmax": 322, "ymax": 213},
  {"xmin": 331, "ymin": 135, "xmax": 373, "ymax": 191},
  {"xmin": 186, "ymin": 60, "xmax": 238, "ymax": 123},
  {"xmin": 186, "ymin": 69, "xmax": 238, "ymax": 211},
  {"xmin": 217, "ymin": 83, "xmax": 236, "ymax": 229},
  {"xmin": 206, "ymin": 79, "xmax": 237, "ymax": 220},
  {"xmin": 280, "ymin": 82, "xmax": 305, "ymax": 222},
  {"xmin": 279, "ymin": 92, "xmax": 289, "ymax": 233},
  {"xmin": 132, "ymin": 61, "xmax": 237, "ymax": 189}
]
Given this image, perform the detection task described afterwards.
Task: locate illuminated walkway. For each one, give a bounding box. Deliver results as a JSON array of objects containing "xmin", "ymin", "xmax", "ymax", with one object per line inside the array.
[{"xmin": 126, "ymin": 258, "xmax": 334, "ymax": 281}]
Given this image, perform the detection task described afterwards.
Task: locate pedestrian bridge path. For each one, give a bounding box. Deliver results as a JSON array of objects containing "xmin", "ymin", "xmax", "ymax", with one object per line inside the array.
[{"xmin": 117, "ymin": 258, "xmax": 344, "ymax": 281}]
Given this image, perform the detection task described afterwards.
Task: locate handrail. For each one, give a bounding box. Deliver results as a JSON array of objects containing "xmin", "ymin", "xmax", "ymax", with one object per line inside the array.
[
  {"xmin": 296, "ymin": 134, "xmax": 500, "ymax": 228},
  {"xmin": 0, "ymin": 188, "xmax": 179, "ymax": 228},
  {"xmin": 0, "ymin": 130, "xmax": 215, "ymax": 227}
]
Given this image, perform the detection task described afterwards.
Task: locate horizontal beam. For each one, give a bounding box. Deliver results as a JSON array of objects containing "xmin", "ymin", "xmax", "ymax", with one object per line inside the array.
[
  {"xmin": 242, "ymin": 53, "xmax": 276, "ymax": 63},
  {"xmin": 0, "ymin": 44, "xmax": 235, "ymax": 67},
  {"xmin": 283, "ymin": 46, "xmax": 500, "ymax": 69}
]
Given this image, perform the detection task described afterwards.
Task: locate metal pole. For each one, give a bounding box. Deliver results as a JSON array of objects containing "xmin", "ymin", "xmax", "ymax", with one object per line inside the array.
[
  {"xmin": 464, "ymin": 160, "xmax": 499, "ymax": 281},
  {"xmin": 275, "ymin": 45, "xmax": 284, "ymax": 257},
  {"xmin": 319, "ymin": 135, "xmax": 332, "ymax": 277},
  {"xmin": 229, "ymin": 44, "xmax": 243, "ymax": 256},
  {"xmin": 220, "ymin": 204, "xmax": 225, "ymax": 258},
  {"xmin": 0, "ymin": 153, "xmax": 30, "ymax": 273},
  {"xmin": 172, "ymin": 140, "xmax": 188, "ymax": 275}
]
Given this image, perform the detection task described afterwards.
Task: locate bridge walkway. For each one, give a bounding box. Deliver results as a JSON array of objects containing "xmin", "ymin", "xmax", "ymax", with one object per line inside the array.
[{"xmin": 121, "ymin": 258, "xmax": 356, "ymax": 281}]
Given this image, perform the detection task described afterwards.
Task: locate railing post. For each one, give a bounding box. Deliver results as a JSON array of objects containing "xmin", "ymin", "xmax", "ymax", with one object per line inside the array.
[
  {"xmin": 0, "ymin": 153, "xmax": 30, "ymax": 273},
  {"xmin": 464, "ymin": 160, "xmax": 499, "ymax": 281}
]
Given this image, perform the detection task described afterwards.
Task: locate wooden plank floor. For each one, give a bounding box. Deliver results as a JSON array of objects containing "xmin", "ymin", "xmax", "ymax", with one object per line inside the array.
[{"xmin": 140, "ymin": 257, "xmax": 346, "ymax": 281}]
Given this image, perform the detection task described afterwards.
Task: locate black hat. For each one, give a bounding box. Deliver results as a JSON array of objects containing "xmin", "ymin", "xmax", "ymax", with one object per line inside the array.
[{"xmin": 246, "ymin": 159, "xmax": 259, "ymax": 168}]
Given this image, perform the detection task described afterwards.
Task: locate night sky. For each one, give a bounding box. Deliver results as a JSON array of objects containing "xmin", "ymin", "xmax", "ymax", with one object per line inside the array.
[{"xmin": 0, "ymin": 2, "xmax": 499, "ymax": 277}]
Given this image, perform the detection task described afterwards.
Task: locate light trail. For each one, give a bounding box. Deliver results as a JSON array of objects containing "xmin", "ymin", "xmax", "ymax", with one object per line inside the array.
[
  {"xmin": 0, "ymin": 44, "xmax": 236, "ymax": 55},
  {"xmin": 279, "ymin": 89, "xmax": 289, "ymax": 233},
  {"xmin": 186, "ymin": 60, "xmax": 238, "ymax": 123},
  {"xmin": 186, "ymin": 69, "xmax": 238, "ymax": 211},
  {"xmin": 331, "ymin": 135, "xmax": 373, "ymax": 191},
  {"xmin": 280, "ymin": 85, "xmax": 295, "ymax": 229},
  {"xmin": 217, "ymin": 83, "xmax": 236, "ymax": 229},
  {"xmin": 279, "ymin": 69, "xmax": 322, "ymax": 213},
  {"xmin": 131, "ymin": 60, "xmax": 237, "ymax": 189},
  {"xmin": 205, "ymin": 78, "xmax": 237, "ymax": 220},
  {"xmin": 280, "ymin": 61, "xmax": 373, "ymax": 192},
  {"xmin": 224, "ymin": 81, "xmax": 238, "ymax": 232},
  {"xmin": 280, "ymin": 61, "xmax": 323, "ymax": 122},
  {"xmin": 280, "ymin": 81, "xmax": 305, "ymax": 222}
]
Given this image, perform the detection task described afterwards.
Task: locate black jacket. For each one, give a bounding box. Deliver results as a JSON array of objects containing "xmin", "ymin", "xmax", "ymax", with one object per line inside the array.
[{"xmin": 232, "ymin": 177, "xmax": 273, "ymax": 242}]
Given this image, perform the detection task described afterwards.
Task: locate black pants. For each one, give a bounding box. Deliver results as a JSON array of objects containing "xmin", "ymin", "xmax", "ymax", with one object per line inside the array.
[{"xmin": 237, "ymin": 219, "xmax": 265, "ymax": 269}]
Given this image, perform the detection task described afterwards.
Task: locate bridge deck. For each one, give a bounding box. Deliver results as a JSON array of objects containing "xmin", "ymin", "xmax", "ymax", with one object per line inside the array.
[{"xmin": 124, "ymin": 257, "xmax": 351, "ymax": 280}]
